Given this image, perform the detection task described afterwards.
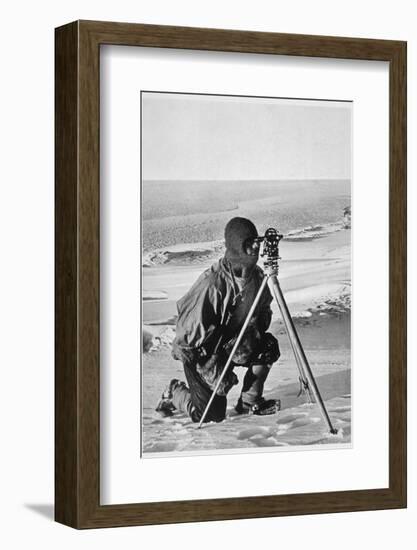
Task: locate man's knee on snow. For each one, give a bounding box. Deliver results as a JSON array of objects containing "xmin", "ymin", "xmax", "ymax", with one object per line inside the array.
[{"xmin": 190, "ymin": 398, "xmax": 227, "ymax": 423}]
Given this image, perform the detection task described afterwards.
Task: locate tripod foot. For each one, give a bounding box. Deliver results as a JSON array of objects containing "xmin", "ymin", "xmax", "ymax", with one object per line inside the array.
[
  {"xmin": 296, "ymin": 376, "xmax": 314, "ymax": 404},
  {"xmin": 297, "ymin": 376, "xmax": 308, "ymax": 398}
]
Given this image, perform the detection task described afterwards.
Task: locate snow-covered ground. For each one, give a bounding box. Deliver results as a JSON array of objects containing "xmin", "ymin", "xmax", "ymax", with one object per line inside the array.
[
  {"xmin": 141, "ymin": 228, "xmax": 351, "ymax": 456},
  {"xmin": 142, "ymin": 345, "xmax": 351, "ymax": 456}
]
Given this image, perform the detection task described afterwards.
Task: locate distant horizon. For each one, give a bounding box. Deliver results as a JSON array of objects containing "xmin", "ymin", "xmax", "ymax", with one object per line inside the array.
[{"xmin": 141, "ymin": 178, "xmax": 350, "ymax": 251}]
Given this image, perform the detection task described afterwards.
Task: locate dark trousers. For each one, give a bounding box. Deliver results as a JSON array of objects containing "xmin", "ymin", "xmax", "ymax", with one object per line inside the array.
[
  {"xmin": 171, "ymin": 361, "xmax": 227, "ymax": 423},
  {"xmin": 171, "ymin": 360, "xmax": 271, "ymax": 423}
]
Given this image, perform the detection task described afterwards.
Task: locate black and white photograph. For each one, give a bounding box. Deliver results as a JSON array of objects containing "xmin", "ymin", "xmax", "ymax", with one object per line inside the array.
[{"xmin": 141, "ymin": 91, "xmax": 352, "ymax": 456}]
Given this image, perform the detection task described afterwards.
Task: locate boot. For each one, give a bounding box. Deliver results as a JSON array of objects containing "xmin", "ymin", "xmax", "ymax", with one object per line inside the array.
[
  {"xmin": 236, "ymin": 364, "xmax": 280, "ymax": 416},
  {"xmin": 155, "ymin": 379, "xmax": 182, "ymax": 417},
  {"xmin": 235, "ymin": 396, "xmax": 281, "ymax": 416}
]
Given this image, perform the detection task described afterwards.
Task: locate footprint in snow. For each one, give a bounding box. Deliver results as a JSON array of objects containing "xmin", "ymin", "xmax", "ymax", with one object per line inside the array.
[
  {"xmin": 252, "ymin": 436, "xmax": 281, "ymax": 447},
  {"xmin": 328, "ymin": 406, "xmax": 351, "ymax": 413},
  {"xmin": 276, "ymin": 413, "xmax": 307, "ymax": 425},
  {"xmin": 291, "ymin": 417, "xmax": 321, "ymax": 428},
  {"xmin": 150, "ymin": 418, "xmax": 165, "ymax": 425},
  {"xmin": 237, "ymin": 426, "xmax": 272, "ymax": 440}
]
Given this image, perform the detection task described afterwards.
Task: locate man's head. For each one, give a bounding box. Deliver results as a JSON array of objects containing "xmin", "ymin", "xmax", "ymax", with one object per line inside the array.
[{"xmin": 224, "ymin": 217, "xmax": 260, "ymax": 276}]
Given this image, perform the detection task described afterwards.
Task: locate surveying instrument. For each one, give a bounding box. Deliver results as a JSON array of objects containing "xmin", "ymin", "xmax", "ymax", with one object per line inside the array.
[{"xmin": 198, "ymin": 227, "xmax": 338, "ymax": 434}]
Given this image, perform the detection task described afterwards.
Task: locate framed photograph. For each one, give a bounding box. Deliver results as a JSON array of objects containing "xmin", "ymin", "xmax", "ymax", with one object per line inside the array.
[{"xmin": 55, "ymin": 20, "xmax": 406, "ymax": 528}]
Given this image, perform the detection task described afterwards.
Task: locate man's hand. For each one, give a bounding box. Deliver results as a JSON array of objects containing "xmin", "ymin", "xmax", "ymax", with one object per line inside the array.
[{"xmin": 255, "ymin": 332, "xmax": 280, "ymax": 364}]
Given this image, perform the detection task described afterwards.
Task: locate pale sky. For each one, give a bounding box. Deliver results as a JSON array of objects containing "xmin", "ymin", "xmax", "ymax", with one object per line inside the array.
[{"xmin": 141, "ymin": 92, "xmax": 352, "ymax": 181}]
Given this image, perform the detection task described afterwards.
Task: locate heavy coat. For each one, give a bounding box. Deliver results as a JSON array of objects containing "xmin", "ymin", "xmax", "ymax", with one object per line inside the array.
[{"xmin": 172, "ymin": 257, "xmax": 273, "ymax": 358}]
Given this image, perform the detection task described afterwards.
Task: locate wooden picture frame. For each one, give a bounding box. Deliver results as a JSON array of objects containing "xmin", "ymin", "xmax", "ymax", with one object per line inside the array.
[{"xmin": 55, "ymin": 20, "xmax": 407, "ymax": 528}]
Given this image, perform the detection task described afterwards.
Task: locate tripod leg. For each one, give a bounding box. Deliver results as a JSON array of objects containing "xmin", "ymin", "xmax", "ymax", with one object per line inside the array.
[
  {"xmin": 267, "ymin": 276, "xmax": 338, "ymax": 434},
  {"xmin": 284, "ymin": 323, "xmax": 313, "ymax": 403},
  {"xmin": 197, "ymin": 275, "xmax": 269, "ymax": 428}
]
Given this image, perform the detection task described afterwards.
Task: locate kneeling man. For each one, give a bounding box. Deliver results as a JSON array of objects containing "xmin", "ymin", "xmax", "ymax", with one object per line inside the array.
[{"xmin": 156, "ymin": 217, "xmax": 280, "ymax": 422}]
